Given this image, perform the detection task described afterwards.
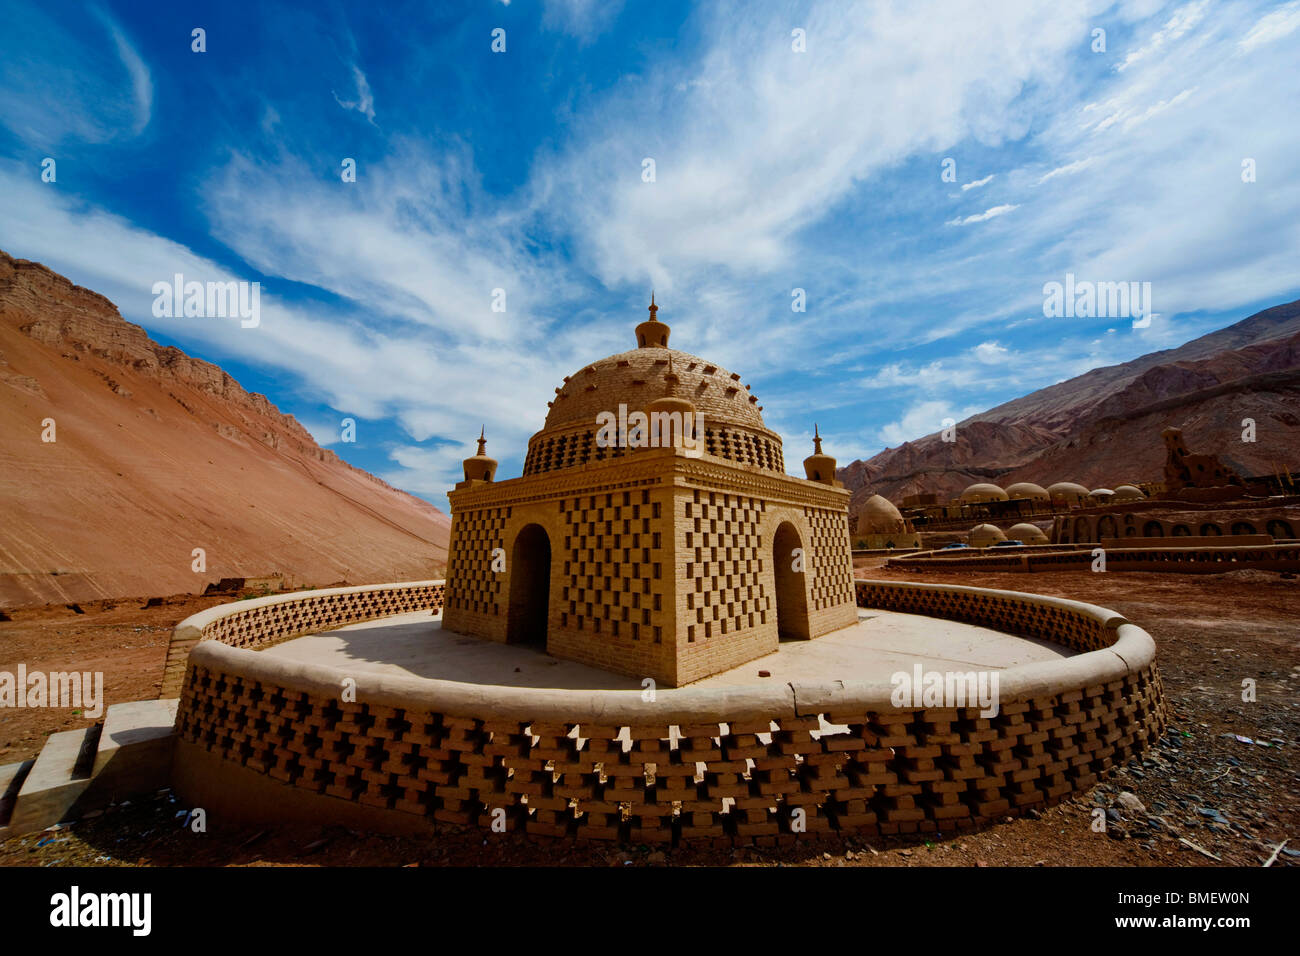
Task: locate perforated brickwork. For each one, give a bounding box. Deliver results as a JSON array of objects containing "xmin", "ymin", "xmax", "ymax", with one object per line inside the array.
[
  {"xmin": 804, "ymin": 505, "xmax": 856, "ymax": 614},
  {"xmin": 160, "ymin": 582, "xmax": 445, "ymax": 698},
  {"xmin": 887, "ymin": 544, "xmax": 1300, "ymax": 575},
  {"xmin": 522, "ymin": 422, "xmax": 784, "ymax": 476},
  {"xmin": 174, "ymin": 578, "xmax": 1167, "ymax": 845},
  {"xmin": 558, "ymin": 489, "xmax": 670, "ymax": 642},
  {"xmin": 443, "ymin": 506, "xmax": 509, "ymax": 620},
  {"xmin": 682, "ymin": 489, "xmax": 767, "ymax": 643}
]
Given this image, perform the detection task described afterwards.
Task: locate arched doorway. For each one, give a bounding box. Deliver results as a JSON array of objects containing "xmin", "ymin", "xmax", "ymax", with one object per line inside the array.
[
  {"xmin": 507, "ymin": 524, "xmax": 551, "ymax": 646},
  {"xmin": 1267, "ymin": 519, "xmax": 1294, "ymax": 539},
  {"xmin": 1143, "ymin": 521, "xmax": 1164, "ymax": 537},
  {"xmin": 1097, "ymin": 515, "xmax": 1118, "ymax": 540},
  {"xmin": 772, "ymin": 522, "xmax": 809, "ymax": 641}
]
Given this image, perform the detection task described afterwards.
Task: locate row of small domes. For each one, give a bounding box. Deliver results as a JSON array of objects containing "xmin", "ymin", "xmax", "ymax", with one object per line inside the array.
[
  {"xmin": 969, "ymin": 523, "xmax": 1050, "ymax": 546},
  {"xmin": 959, "ymin": 481, "xmax": 1146, "ymax": 504}
]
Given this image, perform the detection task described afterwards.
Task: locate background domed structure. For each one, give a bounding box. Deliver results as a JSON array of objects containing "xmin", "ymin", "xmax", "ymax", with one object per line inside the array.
[
  {"xmin": 1005, "ymin": 482, "xmax": 1049, "ymax": 502},
  {"xmin": 1089, "ymin": 488, "xmax": 1115, "ymax": 503},
  {"xmin": 855, "ymin": 495, "xmax": 906, "ymax": 535},
  {"xmin": 960, "ymin": 482, "xmax": 1009, "ymax": 504},
  {"xmin": 969, "ymin": 523, "xmax": 1007, "ymax": 547},
  {"xmin": 1007, "ymin": 522, "xmax": 1050, "ymax": 544},
  {"xmin": 1047, "ymin": 481, "xmax": 1090, "ymax": 507},
  {"xmin": 852, "ymin": 494, "xmax": 920, "ymax": 550},
  {"xmin": 1113, "ymin": 484, "xmax": 1146, "ymax": 503}
]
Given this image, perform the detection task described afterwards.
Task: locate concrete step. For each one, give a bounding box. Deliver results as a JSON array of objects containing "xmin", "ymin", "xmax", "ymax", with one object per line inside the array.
[
  {"xmin": 91, "ymin": 699, "xmax": 178, "ymax": 802},
  {"xmin": 0, "ymin": 760, "xmax": 35, "ymax": 828},
  {"xmin": 0, "ymin": 698, "xmax": 180, "ymax": 840},
  {"xmin": 5, "ymin": 726, "xmax": 100, "ymax": 837}
]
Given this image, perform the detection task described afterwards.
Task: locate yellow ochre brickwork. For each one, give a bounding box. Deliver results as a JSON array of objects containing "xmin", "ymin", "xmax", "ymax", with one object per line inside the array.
[
  {"xmin": 159, "ymin": 581, "xmax": 445, "ymax": 698},
  {"xmin": 173, "ymin": 578, "xmax": 1167, "ymax": 846},
  {"xmin": 441, "ymin": 299, "xmax": 859, "ymax": 686}
]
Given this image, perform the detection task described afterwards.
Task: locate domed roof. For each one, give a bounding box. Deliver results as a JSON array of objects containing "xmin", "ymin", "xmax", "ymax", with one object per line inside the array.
[
  {"xmin": 855, "ymin": 494, "xmax": 905, "ymax": 534},
  {"xmin": 1113, "ymin": 484, "xmax": 1146, "ymax": 502},
  {"xmin": 1090, "ymin": 488, "xmax": 1115, "ymax": 497},
  {"xmin": 1047, "ymin": 481, "xmax": 1090, "ymax": 499},
  {"xmin": 1005, "ymin": 482, "xmax": 1049, "ymax": 500},
  {"xmin": 1007, "ymin": 522, "xmax": 1049, "ymax": 544},
  {"xmin": 969, "ymin": 523, "xmax": 1007, "ymax": 547},
  {"xmin": 523, "ymin": 299, "xmax": 785, "ymax": 477},
  {"xmin": 861, "ymin": 494, "xmax": 902, "ymax": 515},
  {"xmin": 542, "ymin": 301, "xmax": 767, "ymax": 434},
  {"xmin": 960, "ymin": 482, "xmax": 1009, "ymax": 503}
]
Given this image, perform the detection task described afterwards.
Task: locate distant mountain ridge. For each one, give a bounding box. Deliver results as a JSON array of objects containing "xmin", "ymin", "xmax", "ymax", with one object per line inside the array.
[
  {"xmin": 0, "ymin": 250, "xmax": 450, "ymax": 606},
  {"xmin": 839, "ymin": 299, "xmax": 1300, "ymax": 505}
]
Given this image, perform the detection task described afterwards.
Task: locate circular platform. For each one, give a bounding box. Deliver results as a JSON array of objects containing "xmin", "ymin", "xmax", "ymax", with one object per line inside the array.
[
  {"xmin": 166, "ymin": 579, "xmax": 1167, "ymax": 844},
  {"xmin": 260, "ymin": 609, "xmax": 1073, "ymax": 690}
]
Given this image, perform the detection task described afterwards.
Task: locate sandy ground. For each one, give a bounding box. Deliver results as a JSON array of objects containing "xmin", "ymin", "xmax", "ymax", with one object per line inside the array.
[
  {"xmin": 0, "ymin": 593, "xmax": 229, "ymax": 764},
  {"xmin": 1, "ymin": 563, "xmax": 1296, "ymax": 867}
]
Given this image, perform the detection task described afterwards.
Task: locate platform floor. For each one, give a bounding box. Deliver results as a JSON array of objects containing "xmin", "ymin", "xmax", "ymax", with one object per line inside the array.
[{"xmin": 261, "ymin": 609, "xmax": 1073, "ymax": 690}]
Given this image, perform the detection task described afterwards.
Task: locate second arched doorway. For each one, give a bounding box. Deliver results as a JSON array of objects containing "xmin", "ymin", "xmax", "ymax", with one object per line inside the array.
[
  {"xmin": 772, "ymin": 522, "xmax": 810, "ymax": 641},
  {"xmin": 507, "ymin": 524, "xmax": 551, "ymax": 646}
]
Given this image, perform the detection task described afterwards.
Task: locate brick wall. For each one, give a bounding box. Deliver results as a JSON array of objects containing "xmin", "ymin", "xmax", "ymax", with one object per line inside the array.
[
  {"xmin": 547, "ymin": 487, "xmax": 678, "ymax": 683},
  {"xmin": 172, "ymin": 578, "xmax": 1167, "ymax": 845},
  {"xmin": 888, "ymin": 543, "xmax": 1300, "ymax": 574},
  {"xmin": 674, "ymin": 488, "xmax": 775, "ymax": 685},
  {"xmin": 161, "ymin": 581, "xmax": 445, "ymax": 698},
  {"xmin": 442, "ymin": 506, "xmax": 509, "ymax": 637}
]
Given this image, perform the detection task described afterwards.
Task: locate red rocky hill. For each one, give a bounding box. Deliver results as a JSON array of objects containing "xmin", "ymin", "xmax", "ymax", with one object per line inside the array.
[
  {"xmin": 0, "ymin": 250, "xmax": 450, "ymax": 607},
  {"xmin": 840, "ymin": 299, "xmax": 1300, "ymax": 506}
]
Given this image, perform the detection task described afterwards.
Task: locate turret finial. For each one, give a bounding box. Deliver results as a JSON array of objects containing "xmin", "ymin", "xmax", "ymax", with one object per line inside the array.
[
  {"xmin": 649, "ymin": 291, "xmax": 658, "ymax": 321},
  {"xmin": 803, "ymin": 423, "xmax": 838, "ymax": 486},
  {"xmin": 460, "ymin": 425, "xmax": 498, "ymax": 485}
]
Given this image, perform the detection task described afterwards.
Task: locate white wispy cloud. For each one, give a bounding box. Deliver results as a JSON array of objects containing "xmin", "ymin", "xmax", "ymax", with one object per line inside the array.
[
  {"xmin": 947, "ymin": 204, "xmax": 1019, "ymax": 226},
  {"xmin": 1035, "ymin": 157, "xmax": 1094, "ymax": 184},
  {"xmin": 0, "ymin": 5, "xmax": 152, "ymax": 144},
  {"xmin": 91, "ymin": 7, "xmax": 153, "ymax": 136},
  {"xmin": 973, "ymin": 341, "xmax": 1009, "ymax": 363},
  {"xmin": 1238, "ymin": 0, "xmax": 1300, "ymax": 50},
  {"xmin": 333, "ymin": 63, "xmax": 376, "ymax": 124},
  {"xmin": 380, "ymin": 442, "xmax": 480, "ymax": 498},
  {"xmin": 199, "ymin": 144, "xmax": 561, "ymax": 345},
  {"xmin": 542, "ymin": 0, "xmax": 626, "ymax": 43},
  {"xmin": 1117, "ymin": 0, "xmax": 1209, "ymax": 71},
  {"xmin": 537, "ymin": 1, "xmax": 1094, "ymax": 288},
  {"xmin": 877, "ymin": 400, "xmax": 983, "ymax": 447},
  {"xmin": 961, "ymin": 174, "xmax": 995, "ymax": 191}
]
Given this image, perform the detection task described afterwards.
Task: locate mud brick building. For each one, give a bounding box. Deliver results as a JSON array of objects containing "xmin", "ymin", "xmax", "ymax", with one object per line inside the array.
[{"xmin": 441, "ymin": 298, "xmax": 858, "ymax": 685}]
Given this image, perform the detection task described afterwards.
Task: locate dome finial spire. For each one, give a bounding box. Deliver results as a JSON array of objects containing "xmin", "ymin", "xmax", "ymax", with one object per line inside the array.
[
  {"xmin": 477, "ymin": 425, "xmax": 487, "ymax": 456},
  {"xmin": 635, "ymin": 292, "xmax": 670, "ymax": 348},
  {"xmin": 803, "ymin": 423, "xmax": 838, "ymax": 486}
]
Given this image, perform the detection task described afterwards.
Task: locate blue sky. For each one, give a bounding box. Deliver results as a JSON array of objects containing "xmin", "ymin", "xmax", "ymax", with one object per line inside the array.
[{"xmin": 3, "ymin": 0, "xmax": 1299, "ymax": 510}]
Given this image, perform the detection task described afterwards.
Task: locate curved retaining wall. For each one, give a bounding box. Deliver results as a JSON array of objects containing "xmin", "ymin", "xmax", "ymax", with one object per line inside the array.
[
  {"xmin": 170, "ymin": 578, "xmax": 1166, "ymax": 844},
  {"xmin": 160, "ymin": 581, "xmax": 445, "ymax": 698},
  {"xmin": 887, "ymin": 543, "xmax": 1300, "ymax": 574}
]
